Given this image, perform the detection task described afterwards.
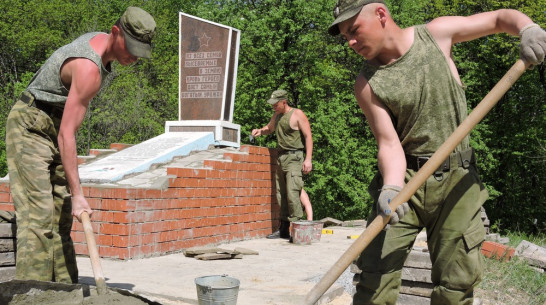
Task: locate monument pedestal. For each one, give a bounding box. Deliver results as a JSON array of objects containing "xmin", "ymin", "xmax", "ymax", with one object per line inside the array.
[
  {"xmin": 165, "ymin": 120, "xmax": 240, "ymax": 148},
  {"xmin": 79, "ymin": 132, "xmax": 215, "ymax": 183}
]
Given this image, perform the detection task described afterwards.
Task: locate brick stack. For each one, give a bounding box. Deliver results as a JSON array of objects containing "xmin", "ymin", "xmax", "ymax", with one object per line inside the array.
[
  {"xmin": 0, "ymin": 221, "xmax": 16, "ymax": 282},
  {"xmin": 0, "ymin": 145, "xmax": 279, "ymax": 260},
  {"xmin": 397, "ymin": 250, "xmax": 434, "ymax": 304}
]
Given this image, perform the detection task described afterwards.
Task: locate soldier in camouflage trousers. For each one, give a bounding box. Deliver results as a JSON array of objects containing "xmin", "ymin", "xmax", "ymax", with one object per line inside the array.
[
  {"xmin": 6, "ymin": 7, "xmax": 155, "ymax": 283},
  {"xmin": 328, "ymin": 0, "xmax": 546, "ymax": 304}
]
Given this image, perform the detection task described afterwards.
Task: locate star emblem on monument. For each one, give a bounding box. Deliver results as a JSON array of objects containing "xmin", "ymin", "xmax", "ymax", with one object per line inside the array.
[{"xmin": 198, "ymin": 33, "xmax": 211, "ymax": 47}]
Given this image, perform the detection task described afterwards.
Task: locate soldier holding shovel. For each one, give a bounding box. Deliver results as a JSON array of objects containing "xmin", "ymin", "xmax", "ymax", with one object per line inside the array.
[
  {"xmin": 327, "ymin": 0, "xmax": 545, "ymax": 304},
  {"xmin": 6, "ymin": 7, "xmax": 156, "ymax": 283}
]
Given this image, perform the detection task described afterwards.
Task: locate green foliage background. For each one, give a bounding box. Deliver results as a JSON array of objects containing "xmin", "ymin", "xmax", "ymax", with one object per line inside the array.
[{"xmin": 0, "ymin": 0, "xmax": 544, "ymax": 234}]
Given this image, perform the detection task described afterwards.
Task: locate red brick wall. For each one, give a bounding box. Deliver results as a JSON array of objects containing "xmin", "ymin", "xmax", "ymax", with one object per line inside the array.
[{"xmin": 0, "ymin": 145, "xmax": 279, "ymax": 260}]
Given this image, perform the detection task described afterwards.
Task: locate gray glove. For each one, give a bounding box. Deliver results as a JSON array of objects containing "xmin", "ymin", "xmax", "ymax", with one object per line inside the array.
[
  {"xmin": 377, "ymin": 185, "xmax": 409, "ymax": 227},
  {"xmin": 520, "ymin": 24, "xmax": 546, "ymax": 68}
]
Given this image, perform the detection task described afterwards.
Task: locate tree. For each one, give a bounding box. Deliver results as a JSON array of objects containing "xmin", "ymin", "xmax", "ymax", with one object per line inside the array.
[{"xmin": 0, "ymin": 0, "xmax": 543, "ymax": 233}]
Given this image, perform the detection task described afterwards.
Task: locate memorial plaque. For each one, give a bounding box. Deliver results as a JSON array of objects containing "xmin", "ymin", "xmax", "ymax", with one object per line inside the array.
[{"xmin": 179, "ymin": 13, "xmax": 240, "ymax": 121}]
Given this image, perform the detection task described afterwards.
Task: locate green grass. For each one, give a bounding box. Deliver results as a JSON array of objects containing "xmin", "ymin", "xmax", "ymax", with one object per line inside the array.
[{"xmin": 476, "ymin": 232, "xmax": 546, "ymax": 305}]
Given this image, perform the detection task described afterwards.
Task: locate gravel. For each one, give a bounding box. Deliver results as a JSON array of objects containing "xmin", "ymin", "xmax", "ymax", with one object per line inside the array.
[{"xmin": 308, "ymin": 266, "xmax": 356, "ymax": 295}]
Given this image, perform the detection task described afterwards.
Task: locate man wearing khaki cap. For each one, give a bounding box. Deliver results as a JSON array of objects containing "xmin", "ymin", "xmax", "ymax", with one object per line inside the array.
[
  {"xmin": 6, "ymin": 7, "xmax": 155, "ymax": 283},
  {"xmin": 329, "ymin": 0, "xmax": 545, "ymax": 304},
  {"xmin": 252, "ymin": 89, "xmax": 313, "ymax": 239}
]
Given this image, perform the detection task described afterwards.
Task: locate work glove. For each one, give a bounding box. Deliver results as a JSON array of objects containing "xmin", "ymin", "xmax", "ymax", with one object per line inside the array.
[
  {"xmin": 519, "ymin": 24, "xmax": 546, "ymax": 68},
  {"xmin": 377, "ymin": 185, "xmax": 409, "ymax": 229}
]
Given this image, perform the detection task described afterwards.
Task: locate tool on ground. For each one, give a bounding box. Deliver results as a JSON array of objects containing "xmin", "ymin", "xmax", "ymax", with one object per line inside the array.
[
  {"xmin": 81, "ymin": 211, "xmax": 108, "ymax": 295},
  {"xmin": 303, "ymin": 59, "xmax": 528, "ymax": 305},
  {"xmin": 322, "ymin": 229, "xmax": 334, "ymax": 234}
]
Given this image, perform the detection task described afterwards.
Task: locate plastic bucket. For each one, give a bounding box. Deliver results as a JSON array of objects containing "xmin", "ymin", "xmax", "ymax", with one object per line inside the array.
[{"xmin": 195, "ymin": 275, "xmax": 240, "ymax": 305}]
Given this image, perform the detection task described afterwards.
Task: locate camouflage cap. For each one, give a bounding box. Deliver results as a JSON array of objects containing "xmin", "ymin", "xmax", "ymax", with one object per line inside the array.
[
  {"xmin": 120, "ymin": 7, "xmax": 156, "ymax": 58},
  {"xmin": 267, "ymin": 89, "xmax": 288, "ymax": 105},
  {"xmin": 328, "ymin": 0, "xmax": 386, "ymax": 36}
]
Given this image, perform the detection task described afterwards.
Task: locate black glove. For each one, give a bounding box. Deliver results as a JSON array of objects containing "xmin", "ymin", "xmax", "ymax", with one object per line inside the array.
[{"xmin": 377, "ymin": 185, "xmax": 409, "ymax": 227}]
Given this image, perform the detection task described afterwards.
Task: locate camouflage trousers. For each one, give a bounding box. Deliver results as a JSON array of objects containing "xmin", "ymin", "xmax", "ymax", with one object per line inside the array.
[
  {"xmin": 354, "ymin": 161, "xmax": 488, "ymax": 305},
  {"xmin": 5, "ymin": 99, "xmax": 77, "ymax": 283},
  {"xmin": 275, "ymin": 150, "xmax": 304, "ymax": 222}
]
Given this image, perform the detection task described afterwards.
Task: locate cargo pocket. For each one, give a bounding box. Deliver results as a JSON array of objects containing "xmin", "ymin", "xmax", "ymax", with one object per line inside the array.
[
  {"xmin": 291, "ymin": 171, "xmax": 304, "ymax": 190},
  {"xmin": 463, "ymin": 217, "xmax": 486, "ymax": 250}
]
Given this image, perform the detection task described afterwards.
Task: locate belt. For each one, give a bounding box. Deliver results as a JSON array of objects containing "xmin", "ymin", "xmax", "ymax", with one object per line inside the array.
[
  {"xmin": 278, "ymin": 149, "xmax": 303, "ymax": 156},
  {"xmin": 405, "ymin": 148, "xmax": 475, "ymax": 172},
  {"xmin": 20, "ymin": 91, "xmax": 63, "ymax": 117}
]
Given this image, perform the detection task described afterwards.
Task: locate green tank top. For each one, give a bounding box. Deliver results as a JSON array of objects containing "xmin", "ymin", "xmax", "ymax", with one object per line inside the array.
[
  {"xmin": 275, "ymin": 109, "xmax": 305, "ymax": 151},
  {"xmin": 26, "ymin": 32, "xmax": 111, "ymax": 108},
  {"xmin": 360, "ymin": 25, "xmax": 469, "ymax": 156}
]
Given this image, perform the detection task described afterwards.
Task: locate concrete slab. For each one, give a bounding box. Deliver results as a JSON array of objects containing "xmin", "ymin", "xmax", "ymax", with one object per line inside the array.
[
  {"xmin": 76, "ymin": 226, "xmax": 364, "ymax": 305},
  {"xmin": 79, "ymin": 132, "xmax": 214, "ymax": 183},
  {"xmin": 515, "ymin": 240, "xmax": 546, "ymax": 269}
]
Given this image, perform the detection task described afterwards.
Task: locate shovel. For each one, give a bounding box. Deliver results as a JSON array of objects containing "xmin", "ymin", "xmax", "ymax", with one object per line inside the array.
[
  {"xmin": 303, "ymin": 59, "xmax": 529, "ymax": 305},
  {"xmin": 81, "ymin": 211, "xmax": 108, "ymax": 295}
]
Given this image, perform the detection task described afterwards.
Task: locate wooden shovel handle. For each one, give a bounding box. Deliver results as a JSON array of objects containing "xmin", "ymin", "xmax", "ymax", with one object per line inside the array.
[
  {"xmin": 81, "ymin": 211, "xmax": 108, "ymax": 295},
  {"xmin": 303, "ymin": 59, "xmax": 528, "ymax": 305}
]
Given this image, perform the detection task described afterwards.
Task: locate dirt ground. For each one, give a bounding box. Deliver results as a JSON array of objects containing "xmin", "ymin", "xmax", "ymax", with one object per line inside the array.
[{"xmin": 323, "ymin": 291, "xmax": 353, "ymax": 305}]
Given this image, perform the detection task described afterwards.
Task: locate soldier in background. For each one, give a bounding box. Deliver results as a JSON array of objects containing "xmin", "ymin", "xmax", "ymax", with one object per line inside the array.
[{"xmin": 252, "ymin": 89, "xmax": 313, "ymax": 239}]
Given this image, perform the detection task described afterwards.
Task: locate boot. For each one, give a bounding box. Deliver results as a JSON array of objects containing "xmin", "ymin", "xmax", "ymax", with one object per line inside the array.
[
  {"xmin": 267, "ymin": 220, "xmax": 290, "ymax": 239},
  {"xmin": 280, "ymin": 220, "xmax": 290, "ymax": 239}
]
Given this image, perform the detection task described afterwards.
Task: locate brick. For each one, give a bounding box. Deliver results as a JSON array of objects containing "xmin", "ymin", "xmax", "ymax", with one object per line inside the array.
[
  {"xmin": 0, "ymin": 192, "xmax": 12, "ymax": 203},
  {"xmin": 0, "ymin": 183, "xmax": 11, "ymax": 192},
  {"xmin": 401, "ymin": 267, "xmax": 432, "ymax": 283},
  {"xmin": 240, "ymin": 145, "xmax": 273, "ymax": 156},
  {"xmin": 140, "ymin": 233, "xmax": 160, "ymax": 245},
  {"xmin": 74, "ymin": 243, "xmax": 89, "ymax": 256},
  {"xmin": 515, "ymin": 240, "xmax": 546, "ymax": 269},
  {"xmin": 0, "ymin": 204, "xmax": 14, "ymax": 211},
  {"xmin": 112, "ymin": 235, "xmax": 130, "ymax": 247},
  {"xmin": 99, "ymin": 246, "xmax": 129, "ymax": 259},
  {"xmin": 222, "ymin": 153, "xmax": 243, "ymax": 162},
  {"xmin": 159, "ymin": 231, "xmax": 178, "ymax": 242},
  {"xmin": 171, "ymin": 178, "xmax": 200, "ymax": 188},
  {"xmin": 167, "ymin": 167, "xmax": 209, "ymax": 178},
  {"xmin": 140, "ymin": 189, "xmax": 164, "ymax": 199},
  {"xmin": 101, "ymin": 199, "xmax": 134, "ymax": 211},
  {"xmin": 0, "ymin": 237, "xmax": 15, "ymax": 252},
  {"xmin": 71, "ymin": 231, "xmax": 86, "ymax": 243},
  {"xmin": 109, "ymin": 143, "xmax": 133, "ymax": 151},
  {"xmin": 95, "ymin": 210, "xmax": 113, "ymax": 223},
  {"xmin": 0, "ymin": 223, "xmax": 16, "ymax": 238},
  {"xmin": 481, "ymin": 241, "xmax": 515, "ymax": 261},
  {"xmin": 88, "ymin": 148, "xmax": 116, "ymax": 157},
  {"xmin": 97, "ymin": 234, "xmax": 113, "ymax": 246},
  {"xmin": 166, "ymin": 188, "xmax": 196, "ymax": 199},
  {"xmin": 0, "ymin": 265, "xmax": 15, "ymax": 282},
  {"xmin": 101, "ymin": 223, "xmax": 130, "ymax": 236}
]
